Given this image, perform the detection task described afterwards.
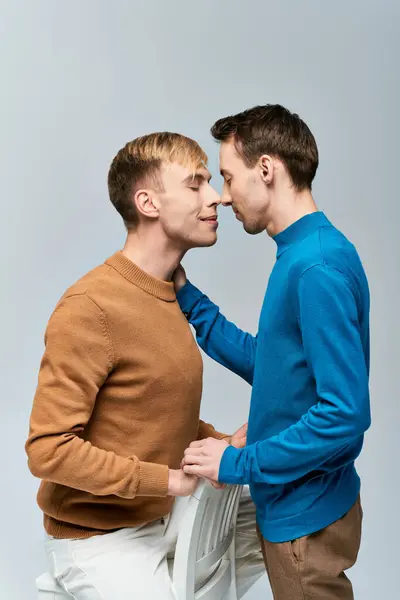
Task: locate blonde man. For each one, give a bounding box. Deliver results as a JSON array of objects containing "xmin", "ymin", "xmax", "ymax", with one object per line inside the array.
[{"xmin": 27, "ymin": 133, "xmax": 264, "ymax": 599}]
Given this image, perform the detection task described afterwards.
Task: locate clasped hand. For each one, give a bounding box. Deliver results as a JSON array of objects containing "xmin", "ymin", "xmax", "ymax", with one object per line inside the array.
[{"xmin": 169, "ymin": 422, "xmax": 247, "ymax": 494}]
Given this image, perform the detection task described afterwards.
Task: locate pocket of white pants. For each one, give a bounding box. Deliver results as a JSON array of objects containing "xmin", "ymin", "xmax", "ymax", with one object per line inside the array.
[
  {"xmin": 58, "ymin": 555, "xmax": 104, "ymax": 600},
  {"xmin": 47, "ymin": 540, "xmax": 106, "ymax": 599}
]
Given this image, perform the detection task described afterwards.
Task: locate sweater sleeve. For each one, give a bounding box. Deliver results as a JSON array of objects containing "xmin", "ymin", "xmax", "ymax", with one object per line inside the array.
[
  {"xmin": 25, "ymin": 294, "xmax": 169, "ymax": 498},
  {"xmin": 177, "ymin": 281, "xmax": 257, "ymax": 385},
  {"xmin": 218, "ymin": 264, "xmax": 371, "ymax": 485}
]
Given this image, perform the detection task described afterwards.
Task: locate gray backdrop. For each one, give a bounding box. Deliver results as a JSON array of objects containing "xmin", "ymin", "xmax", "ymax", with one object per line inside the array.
[{"xmin": 2, "ymin": 1, "xmax": 398, "ymax": 598}]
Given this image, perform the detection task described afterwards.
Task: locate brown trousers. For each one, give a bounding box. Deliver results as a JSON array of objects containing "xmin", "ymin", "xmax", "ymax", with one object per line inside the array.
[{"xmin": 257, "ymin": 497, "xmax": 363, "ymax": 600}]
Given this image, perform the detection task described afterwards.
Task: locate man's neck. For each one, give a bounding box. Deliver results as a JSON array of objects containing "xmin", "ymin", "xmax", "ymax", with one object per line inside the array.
[
  {"xmin": 265, "ymin": 188, "xmax": 318, "ymax": 238},
  {"xmin": 122, "ymin": 229, "xmax": 185, "ymax": 282}
]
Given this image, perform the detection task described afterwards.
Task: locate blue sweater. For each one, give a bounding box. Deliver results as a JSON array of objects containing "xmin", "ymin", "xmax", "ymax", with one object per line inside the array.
[{"xmin": 177, "ymin": 212, "xmax": 371, "ymax": 542}]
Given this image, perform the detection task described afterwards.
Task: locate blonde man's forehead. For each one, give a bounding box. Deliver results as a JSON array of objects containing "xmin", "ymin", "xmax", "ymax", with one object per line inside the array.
[{"xmin": 161, "ymin": 160, "xmax": 208, "ymax": 175}]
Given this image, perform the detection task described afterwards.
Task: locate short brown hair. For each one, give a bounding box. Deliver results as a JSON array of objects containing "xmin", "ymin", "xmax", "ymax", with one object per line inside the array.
[
  {"xmin": 108, "ymin": 132, "xmax": 208, "ymax": 228},
  {"xmin": 211, "ymin": 104, "xmax": 318, "ymax": 190}
]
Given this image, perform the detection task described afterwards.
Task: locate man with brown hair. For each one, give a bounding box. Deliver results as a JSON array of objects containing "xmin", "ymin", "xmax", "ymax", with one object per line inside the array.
[
  {"xmin": 27, "ymin": 133, "xmax": 264, "ymax": 599},
  {"xmin": 176, "ymin": 104, "xmax": 370, "ymax": 599}
]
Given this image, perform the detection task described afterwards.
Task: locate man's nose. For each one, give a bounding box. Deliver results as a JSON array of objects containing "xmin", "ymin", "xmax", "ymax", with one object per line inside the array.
[
  {"xmin": 220, "ymin": 190, "xmax": 232, "ymax": 207},
  {"xmin": 206, "ymin": 186, "xmax": 221, "ymax": 207}
]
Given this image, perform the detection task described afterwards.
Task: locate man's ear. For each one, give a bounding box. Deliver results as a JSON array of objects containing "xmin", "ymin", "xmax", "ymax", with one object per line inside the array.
[
  {"xmin": 259, "ymin": 154, "xmax": 274, "ymax": 185},
  {"xmin": 134, "ymin": 189, "xmax": 160, "ymax": 220}
]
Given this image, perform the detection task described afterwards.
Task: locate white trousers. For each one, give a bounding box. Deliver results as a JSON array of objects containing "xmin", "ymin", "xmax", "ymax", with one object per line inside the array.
[{"xmin": 37, "ymin": 486, "xmax": 264, "ymax": 599}]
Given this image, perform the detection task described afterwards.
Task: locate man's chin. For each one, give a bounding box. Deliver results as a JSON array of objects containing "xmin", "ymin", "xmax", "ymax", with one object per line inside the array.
[
  {"xmin": 190, "ymin": 234, "xmax": 218, "ymax": 249},
  {"xmin": 243, "ymin": 221, "xmax": 264, "ymax": 236}
]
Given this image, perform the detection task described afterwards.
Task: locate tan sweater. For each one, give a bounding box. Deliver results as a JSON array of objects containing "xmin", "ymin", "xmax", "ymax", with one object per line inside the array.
[{"xmin": 26, "ymin": 251, "xmax": 225, "ymax": 539}]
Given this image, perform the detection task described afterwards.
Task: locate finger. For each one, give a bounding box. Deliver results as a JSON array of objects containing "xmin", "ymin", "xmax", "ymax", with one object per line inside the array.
[
  {"xmin": 232, "ymin": 435, "xmax": 246, "ymax": 444},
  {"xmin": 184, "ymin": 446, "xmax": 204, "ymax": 457},
  {"xmin": 188, "ymin": 440, "xmax": 206, "ymax": 449},
  {"xmin": 183, "ymin": 464, "xmax": 211, "ymax": 478},
  {"xmin": 208, "ymin": 480, "xmax": 226, "ymax": 490},
  {"xmin": 182, "ymin": 454, "xmax": 207, "ymax": 467}
]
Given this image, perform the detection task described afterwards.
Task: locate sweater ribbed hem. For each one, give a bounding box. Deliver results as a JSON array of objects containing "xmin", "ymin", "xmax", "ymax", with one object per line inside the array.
[
  {"xmin": 257, "ymin": 468, "xmax": 361, "ymax": 543},
  {"xmin": 44, "ymin": 516, "xmax": 117, "ymax": 540},
  {"xmin": 106, "ymin": 252, "xmax": 176, "ymax": 302}
]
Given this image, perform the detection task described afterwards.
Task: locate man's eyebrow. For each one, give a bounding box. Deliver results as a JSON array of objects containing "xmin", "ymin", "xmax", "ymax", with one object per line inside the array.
[{"xmin": 182, "ymin": 172, "xmax": 212, "ymax": 184}]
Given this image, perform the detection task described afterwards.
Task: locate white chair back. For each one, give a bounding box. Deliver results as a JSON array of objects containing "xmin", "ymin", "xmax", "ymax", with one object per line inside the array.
[{"xmin": 172, "ymin": 481, "xmax": 241, "ymax": 600}]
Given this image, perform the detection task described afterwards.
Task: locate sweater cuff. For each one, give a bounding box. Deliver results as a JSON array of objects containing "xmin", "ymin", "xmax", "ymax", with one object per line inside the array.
[
  {"xmin": 176, "ymin": 280, "xmax": 203, "ymax": 316},
  {"xmin": 218, "ymin": 445, "xmax": 247, "ymax": 485},
  {"xmin": 136, "ymin": 462, "xmax": 169, "ymax": 497}
]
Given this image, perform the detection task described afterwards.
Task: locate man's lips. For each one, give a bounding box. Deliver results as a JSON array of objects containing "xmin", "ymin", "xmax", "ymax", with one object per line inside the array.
[
  {"xmin": 200, "ymin": 216, "xmax": 219, "ymax": 229},
  {"xmin": 200, "ymin": 216, "xmax": 218, "ymax": 223}
]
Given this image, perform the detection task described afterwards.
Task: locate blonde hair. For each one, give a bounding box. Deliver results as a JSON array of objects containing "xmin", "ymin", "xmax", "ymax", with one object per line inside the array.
[{"xmin": 108, "ymin": 132, "xmax": 208, "ymax": 228}]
